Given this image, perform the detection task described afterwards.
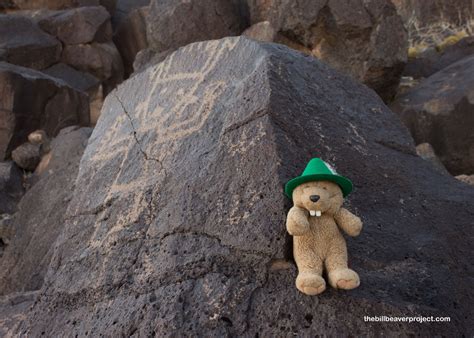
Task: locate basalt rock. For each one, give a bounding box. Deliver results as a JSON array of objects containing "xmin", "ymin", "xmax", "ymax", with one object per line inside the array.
[
  {"xmin": 246, "ymin": 0, "xmax": 408, "ymax": 101},
  {"xmin": 113, "ymin": 6, "xmax": 148, "ymax": 77},
  {"xmin": 37, "ymin": 6, "xmax": 112, "ymax": 45},
  {"xmin": 0, "ymin": 126, "xmax": 92, "ymax": 296},
  {"xmin": 391, "ymin": 55, "xmax": 474, "ymax": 175},
  {"xmin": 146, "ymin": 0, "xmax": 248, "ymax": 54},
  {"xmin": 0, "ymin": 14, "xmax": 61, "ymax": 70},
  {"xmin": 3, "ymin": 37, "xmax": 473, "ymax": 336},
  {"xmin": 61, "ymin": 42, "xmax": 123, "ymax": 93},
  {"xmin": 404, "ymin": 37, "xmax": 474, "ymax": 79}
]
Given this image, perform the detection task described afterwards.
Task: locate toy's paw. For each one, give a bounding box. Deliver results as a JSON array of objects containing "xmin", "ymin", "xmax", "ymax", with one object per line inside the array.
[
  {"xmin": 328, "ymin": 268, "xmax": 360, "ymax": 290},
  {"xmin": 287, "ymin": 220, "xmax": 310, "ymax": 236},
  {"xmin": 296, "ymin": 272, "xmax": 326, "ymax": 295},
  {"xmin": 350, "ymin": 217, "xmax": 363, "ymax": 236}
]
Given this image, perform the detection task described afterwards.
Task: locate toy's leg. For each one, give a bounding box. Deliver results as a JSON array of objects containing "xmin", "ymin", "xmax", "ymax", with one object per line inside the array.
[
  {"xmin": 325, "ymin": 239, "xmax": 360, "ymax": 290},
  {"xmin": 294, "ymin": 240, "xmax": 326, "ymax": 295}
]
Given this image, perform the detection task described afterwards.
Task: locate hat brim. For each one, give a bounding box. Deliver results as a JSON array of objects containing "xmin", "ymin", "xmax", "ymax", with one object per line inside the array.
[{"xmin": 285, "ymin": 174, "xmax": 353, "ymax": 199}]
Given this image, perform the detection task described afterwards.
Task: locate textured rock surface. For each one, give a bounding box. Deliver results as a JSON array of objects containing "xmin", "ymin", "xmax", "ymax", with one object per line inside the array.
[
  {"xmin": 43, "ymin": 63, "xmax": 103, "ymax": 124},
  {"xmin": 0, "ymin": 162, "xmax": 23, "ymax": 214},
  {"xmin": 0, "ymin": 62, "xmax": 90, "ymax": 159},
  {"xmin": 61, "ymin": 42, "xmax": 123, "ymax": 92},
  {"xmin": 4, "ymin": 37, "xmax": 472, "ymax": 336},
  {"xmin": 0, "ymin": 14, "xmax": 61, "ymax": 70},
  {"xmin": 43, "ymin": 62, "xmax": 101, "ymax": 93},
  {"xmin": 37, "ymin": 6, "xmax": 112, "ymax": 45},
  {"xmin": 391, "ymin": 55, "xmax": 474, "ymax": 175},
  {"xmin": 146, "ymin": 0, "xmax": 248, "ymax": 53},
  {"xmin": 392, "ymin": 0, "xmax": 473, "ymax": 28},
  {"xmin": 113, "ymin": 6, "xmax": 148, "ymax": 77},
  {"xmin": 11, "ymin": 142, "xmax": 41, "ymax": 171},
  {"xmin": 247, "ymin": 0, "xmax": 408, "ymax": 101},
  {"xmin": 404, "ymin": 37, "xmax": 474, "ymax": 79},
  {"xmin": 0, "ymin": 126, "xmax": 92, "ymax": 296}
]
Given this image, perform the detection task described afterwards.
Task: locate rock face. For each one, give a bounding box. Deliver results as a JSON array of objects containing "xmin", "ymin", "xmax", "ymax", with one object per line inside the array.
[
  {"xmin": 392, "ymin": 0, "xmax": 473, "ymax": 29},
  {"xmin": 247, "ymin": 0, "xmax": 408, "ymax": 101},
  {"xmin": 391, "ymin": 55, "xmax": 474, "ymax": 175},
  {"xmin": 0, "ymin": 162, "xmax": 23, "ymax": 214},
  {"xmin": 37, "ymin": 6, "xmax": 112, "ymax": 45},
  {"xmin": 113, "ymin": 6, "xmax": 148, "ymax": 77},
  {"xmin": 0, "ymin": 126, "xmax": 92, "ymax": 296},
  {"xmin": 0, "ymin": 62, "xmax": 90, "ymax": 160},
  {"xmin": 0, "ymin": 15, "xmax": 61, "ymax": 70},
  {"xmin": 61, "ymin": 42, "xmax": 123, "ymax": 93},
  {"xmin": 146, "ymin": 0, "xmax": 248, "ymax": 53},
  {"xmin": 404, "ymin": 37, "xmax": 474, "ymax": 79},
  {"xmin": 43, "ymin": 63, "xmax": 103, "ymax": 124},
  {"xmin": 5, "ymin": 37, "xmax": 472, "ymax": 336}
]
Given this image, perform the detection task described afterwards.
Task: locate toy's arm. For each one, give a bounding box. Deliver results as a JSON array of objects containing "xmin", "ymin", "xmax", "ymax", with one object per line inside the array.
[
  {"xmin": 286, "ymin": 206, "xmax": 310, "ymax": 236},
  {"xmin": 334, "ymin": 208, "xmax": 362, "ymax": 237}
]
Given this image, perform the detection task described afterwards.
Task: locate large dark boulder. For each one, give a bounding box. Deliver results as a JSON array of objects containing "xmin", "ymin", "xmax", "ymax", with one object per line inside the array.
[
  {"xmin": 0, "ymin": 62, "xmax": 90, "ymax": 160},
  {"xmin": 246, "ymin": 0, "xmax": 408, "ymax": 101},
  {"xmin": 36, "ymin": 6, "xmax": 112, "ymax": 45},
  {"xmin": 146, "ymin": 0, "xmax": 248, "ymax": 54},
  {"xmin": 0, "ymin": 15, "xmax": 61, "ymax": 70},
  {"xmin": 0, "ymin": 126, "xmax": 92, "ymax": 296},
  {"xmin": 4, "ymin": 37, "xmax": 474, "ymax": 336},
  {"xmin": 391, "ymin": 55, "xmax": 474, "ymax": 175}
]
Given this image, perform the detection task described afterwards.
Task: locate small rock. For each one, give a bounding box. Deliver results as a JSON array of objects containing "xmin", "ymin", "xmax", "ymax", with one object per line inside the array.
[
  {"xmin": 455, "ymin": 174, "xmax": 474, "ymax": 186},
  {"xmin": 11, "ymin": 143, "xmax": 41, "ymax": 171},
  {"xmin": 415, "ymin": 143, "xmax": 449, "ymax": 175},
  {"xmin": 242, "ymin": 21, "xmax": 276, "ymax": 42}
]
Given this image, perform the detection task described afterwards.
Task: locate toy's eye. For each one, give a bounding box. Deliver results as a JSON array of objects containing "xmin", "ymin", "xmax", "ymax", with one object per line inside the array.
[{"xmin": 323, "ymin": 187, "xmax": 327, "ymax": 190}]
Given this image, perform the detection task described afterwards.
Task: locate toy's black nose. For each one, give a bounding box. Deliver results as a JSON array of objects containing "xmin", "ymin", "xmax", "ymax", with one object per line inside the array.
[{"xmin": 310, "ymin": 195, "xmax": 320, "ymax": 202}]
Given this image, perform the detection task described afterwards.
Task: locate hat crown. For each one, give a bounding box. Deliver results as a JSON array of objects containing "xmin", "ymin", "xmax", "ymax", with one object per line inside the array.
[{"xmin": 301, "ymin": 158, "xmax": 336, "ymax": 177}]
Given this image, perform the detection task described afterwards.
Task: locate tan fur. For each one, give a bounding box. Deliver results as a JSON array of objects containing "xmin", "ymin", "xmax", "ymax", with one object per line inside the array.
[{"xmin": 286, "ymin": 180, "xmax": 362, "ymax": 295}]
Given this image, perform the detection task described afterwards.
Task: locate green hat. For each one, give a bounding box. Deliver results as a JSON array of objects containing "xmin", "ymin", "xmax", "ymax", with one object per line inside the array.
[{"xmin": 285, "ymin": 158, "xmax": 353, "ymax": 199}]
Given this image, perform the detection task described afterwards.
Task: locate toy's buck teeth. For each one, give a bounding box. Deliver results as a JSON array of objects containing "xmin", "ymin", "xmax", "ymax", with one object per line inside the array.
[
  {"xmin": 316, "ymin": 210, "xmax": 321, "ymax": 217},
  {"xmin": 310, "ymin": 210, "xmax": 322, "ymax": 217}
]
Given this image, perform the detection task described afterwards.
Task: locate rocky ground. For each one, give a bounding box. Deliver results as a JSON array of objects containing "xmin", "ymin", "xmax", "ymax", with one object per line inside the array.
[{"xmin": 0, "ymin": 0, "xmax": 473, "ymax": 336}]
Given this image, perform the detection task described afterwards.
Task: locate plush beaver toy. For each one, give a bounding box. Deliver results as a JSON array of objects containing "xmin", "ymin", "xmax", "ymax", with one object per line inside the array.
[{"xmin": 285, "ymin": 158, "xmax": 362, "ymax": 295}]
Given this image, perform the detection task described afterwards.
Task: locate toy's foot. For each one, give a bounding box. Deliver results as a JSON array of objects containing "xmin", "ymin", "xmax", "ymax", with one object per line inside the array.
[
  {"xmin": 328, "ymin": 268, "xmax": 360, "ymax": 290},
  {"xmin": 296, "ymin": 272, "xmax": 326, "ymax": 295}
]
